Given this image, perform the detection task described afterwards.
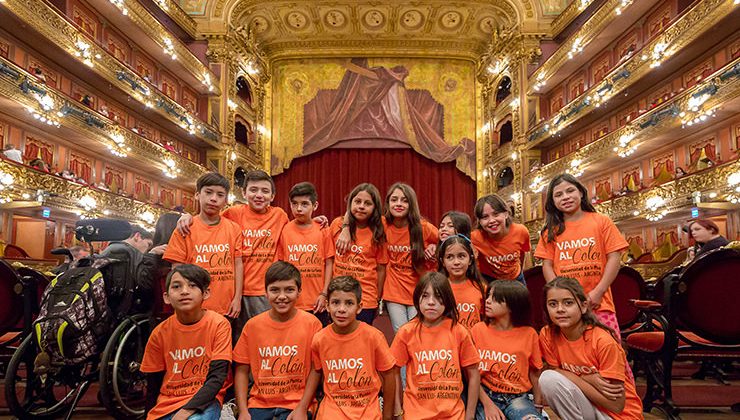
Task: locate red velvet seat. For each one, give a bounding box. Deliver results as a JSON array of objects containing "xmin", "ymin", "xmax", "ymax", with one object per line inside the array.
[
  {"xmin": 0, "ymin": 259, "xmax": 23, "ymax": 335},
  {"xmin": 611, "ymin": 266, "xmax": 646, "ymax": 330},
  {"xmin": 625, "ymin": 247, "xmax": 740, "ymax": 418}
]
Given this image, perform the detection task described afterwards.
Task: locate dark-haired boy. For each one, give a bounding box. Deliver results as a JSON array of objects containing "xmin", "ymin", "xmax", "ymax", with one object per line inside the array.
[
  {"xmin": 165, "ymin": 172, "xmax": 244, "ymax": 318},
  {"xmin": 141, "ymin": 264, "xmax": 232, "ymax": 420},
  {"xmin": 177, "ymin": 170, "xmax": 289, "ymax": 336},
  {"xmin": 277, "ymin": 182, "xmax": 334, "ymax": 322},
  {"xmin": 233, "ymin": 261, "xmax": 322, "ymax": 420},
  {"xmin": 290, "ymin": 276, "xmax": 397, "ymax": 420}
]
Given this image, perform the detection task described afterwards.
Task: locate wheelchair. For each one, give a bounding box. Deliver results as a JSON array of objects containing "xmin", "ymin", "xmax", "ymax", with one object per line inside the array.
[{"xmin": 3, "ymin": 219, "xmax": 169, "ymax": 420}]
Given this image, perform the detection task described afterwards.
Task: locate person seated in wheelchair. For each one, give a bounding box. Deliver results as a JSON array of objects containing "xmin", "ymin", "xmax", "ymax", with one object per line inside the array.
[{"xmin": 141, "ymin": 264, "xmax": 232, "ymax": 420}]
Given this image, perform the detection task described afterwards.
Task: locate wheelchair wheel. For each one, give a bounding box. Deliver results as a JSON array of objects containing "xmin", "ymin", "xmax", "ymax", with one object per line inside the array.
[
  {"xmin": 99, "ymin": 314, "xmax": 150, "ymax": 419},
  {"xmin": 4, "ymin": 334, "xmax": 86, "ymax": 419}
]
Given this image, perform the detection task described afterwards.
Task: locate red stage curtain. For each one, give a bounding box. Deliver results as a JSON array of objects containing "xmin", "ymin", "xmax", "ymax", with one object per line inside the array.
[{"xmin": 273, "ymin": 148, "xmax": 476, "ymax": 225}]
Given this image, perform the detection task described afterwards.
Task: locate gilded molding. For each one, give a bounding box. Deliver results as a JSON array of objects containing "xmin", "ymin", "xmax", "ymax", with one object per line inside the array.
[
  {"xmin": 596, "ymin": 160, "xmax": 740, "ymax": 222},
  {"xmin": 109, "ymin": 0, "xmax": 219, "ymax": 95},
  {"xmin": 526, "ymin": 0, "xmax": 736, "ymax": 142},
  {"xmin": 0, "ymin": 57, "xmax": 207, "ymax": 183},
  {"xmin": 265, "ymin": 40, "xmax": 483, "ymax": 62},
  {"xmin": 528, "ymin": 0, "xmax": 627, "ymax": 93},
  {"xmin": 522, "ymin": 57, "xmax": 740, "ymax": 187},
  {"xmin": 550, "ymin": 0, "xmax": 593, "ymax": 37},
  {"xmin": 0, "ymin": 160, "xmax": 169, "ymax": 223},
  {"xmin": 149, "ymin": 0, "xmax": 199, "ymax": 39},
  {"xmin": 1, "ymin": 0, "xmax": 221, "ymax": 144}
]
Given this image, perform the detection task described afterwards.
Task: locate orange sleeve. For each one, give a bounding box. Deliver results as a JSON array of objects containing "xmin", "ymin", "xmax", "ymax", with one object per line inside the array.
[
  {"xmin": 593, "ymin": 330, "xmax": 626, "ymax": 382},
  {"xmin": 519, "ymin": 224, "xmax": 532, "ymax": 253},
  {"xmin": 163, "ymin": 229, "xmax": 189, "ymax": 264},
  {"xmin": 600, "ymin": 215, "xmax": 629, "ymax": 254},
  {"xmin": 528, "ymin": 328, "xmax": 544, "ymax": 370},
  {"xmin": 322, "ymin": 228, "xmax": 335, "ymax": 259},
  {"xmin": 538, "ymin": 327, "xmax": 559, "ymax": 367},
  {"xmin": 222, "ymin": 206, "xmax": 239, "ymax": 223},
  {"xmin": 534, "ymin": 233, "xmax": 554, "ymax": 261},
  {"xmin": 458, "ymin": 327, "xmax": 481, "ymax": 367},
  {"xmin": 211, "ymin": 316, "xmax": 233, "ymax": 362},
  {"xmin": 329, "ymin": 217, "xmax": 342, "ymax": 237},
  {"xmin": 311, "ymin": 335, "xmax": 322, "ymax": 371},
  {"xmin": 373, "ymin": 330, "xmax": 397, "ymax": 372},
  {"xmin": 376, "ymin": 240, "xmax": 389, "ymax": 264},
  {"xmin": 232, "ymin": 321, "xmax": 252, "ymax": 365},
  {"xmin": 276, "ymin": 230, "xmax": 286, "ymax": 261},
  {"xmin": 422, "ymin": 220, "xmax": 439, "ymax": 246},
  {"xmin": 140, "ymin": 327, "xmax": 165, "ymax": 373},
  {"xmin": 231, "ymin": 223, "xmax": 244, "ymax": 258},
  {"xmin": 389, "ymin": 328, "xmax": 410, "ymax": 368}
]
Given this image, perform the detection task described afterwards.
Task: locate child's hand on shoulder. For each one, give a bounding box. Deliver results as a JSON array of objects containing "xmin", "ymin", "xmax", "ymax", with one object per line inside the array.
[
  {"xmin": 176, "ymin": 213, "xmax": 194, "ymax": 236},
  {"xmin": 424, "ymin": 243, "xmax": 436, "ymax": 260},
  {"xmin": 313, "ymin": 215, "xmax": 329, "ymax": 228}
]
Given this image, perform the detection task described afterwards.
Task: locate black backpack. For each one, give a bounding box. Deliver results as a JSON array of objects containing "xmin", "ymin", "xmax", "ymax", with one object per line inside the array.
[
  {"xmin": 98, "ymin": 242, "xmax": 147, "ymax": 320},
  {"xmin": 33, "ymin": 265, "xmax": 110, "ymax": 364}
]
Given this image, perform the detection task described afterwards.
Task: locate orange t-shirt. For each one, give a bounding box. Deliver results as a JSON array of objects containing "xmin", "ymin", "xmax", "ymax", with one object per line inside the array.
[
  {"xmin": 390, "ymin": 318, "xmax": 480, "ymax": 420},
  {"xmin": 311, "ymin": 322, "xmax": 396, "ymax": 420},
  {"xmin": 140, "ymin": 310, "xmax": 232, "ymax": 420},
  {"xmin": 539, "ymin": 326, "xmax": 643, "ymax": 419},
  {"xmin": 450, "ymin": 280, "xmax": 483, "ymax": 331},
  {"xmin": 471, "ymin": 223, "xmax": 531, "ymax": 280},
  {"xmin": 330, "ymin": 217, "xmax": 389, "ymax": 309},
  {"xmin": 471, "ymin": 324, "xmax": 542, "ymax": 394},
  {"xmin": 382, "ymin": 219, "xmax": 439, "ymax": 305},
  {"xmin": 276, "ymin": 221, "xmax": 335, "ymax": 310},
  {"xmin": 164, "ymin": 217, "xmax": 244, "ymax": 315},
  {"xmin": 223, "ymin": 205, "xmax": 289, "ymax": 296},
  {"xmin": 233, "ymin": 310, "xmax": 322, "ymax": 409},
  {"xmin": 534, "ymin": 212, "xmax": 628, "ymax": 313}
]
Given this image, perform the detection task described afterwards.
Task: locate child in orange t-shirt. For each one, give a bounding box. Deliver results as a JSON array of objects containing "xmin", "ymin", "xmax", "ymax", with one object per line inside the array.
[
  {"xmin": 291, "ymin": 276, "xmax": 398, "ymax": 420},
  {"xmin": 534, "ymin": 173, "xmax": 629, "ymax": 336},
  {"xmin": 471, "ymin": 280, "xmax": 543, "ymax": 420},
  {"xmin": 382, "ymin": 183, "xmax": 438, "ymax": 332},
  {"xmin": 175, "ymin": 170, "xmax": 290, "ymax": 338},
  {"xmin": 276, "ymin": 182, "xmax": 334, "ymax": 322},
  {"xmin": 471, "ymin": 194, "xmax": 531, "ymax": 284},
  {"xmin": 437, "ymin": 235, "xmax": 484, "ymax": 331},
  {"xmin": 164, "ymin": 172, "xmax": 244, "ymax": 318},
  {"xmin": 438, "ymin": 211, "xmax": 473, "ymax": 243},
  {"xmin": 330, "ymin": 183, "xmax": 388, "ymax": 325},
  {"xmin": 539, "ymin": 277, "xmax": 643, "ymax": 420},
  {"xmin": 233, "ymin": 261, "xmax": 322, "ymax": 419},
  {"xmin": 390, "ymin": 272, "xmax": 480, "ymax": 420},
  {"xmin": 141, "ymin": 265, "xmax": 232, "ymax": 420}
]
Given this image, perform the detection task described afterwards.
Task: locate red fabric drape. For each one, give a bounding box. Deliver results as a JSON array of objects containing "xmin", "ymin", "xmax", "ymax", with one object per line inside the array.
[{"xmin": 273, "ymin": 148, "xmax": 476, "ymax": 225}]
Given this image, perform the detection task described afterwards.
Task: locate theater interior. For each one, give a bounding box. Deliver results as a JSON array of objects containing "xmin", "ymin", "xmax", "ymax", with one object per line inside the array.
[{"xmin": 0, "ymin": 0, "xmax": 738, "ymax": 418}]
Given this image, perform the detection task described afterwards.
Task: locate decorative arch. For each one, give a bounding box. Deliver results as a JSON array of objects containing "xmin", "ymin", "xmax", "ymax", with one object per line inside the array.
[
  {"xmin": 495, "ymin": 76, "xmax": 512, "ymax": 105},
  {"xmin": 234, "ymin": 115, "xmax": 253, "ymax": 146},
  {"xmin": 497, "ymin": 166, "xmax": 514, "ymax": 188},
  {"xmin": 496, "ymin": 115, "xmax": 513, "ymax": 146},
  {"xmin": 236, "ymin": 76, "xmax": 253, "ymax": 106}
]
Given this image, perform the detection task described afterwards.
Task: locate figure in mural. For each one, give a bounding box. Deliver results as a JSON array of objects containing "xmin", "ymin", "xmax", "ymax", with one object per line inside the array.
[{"xmin": 301, "ymin": 58, "xmax": 475, "ymax": 175}]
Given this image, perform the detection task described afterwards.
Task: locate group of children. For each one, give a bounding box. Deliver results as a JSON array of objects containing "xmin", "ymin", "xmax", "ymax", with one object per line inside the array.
[{"xmin": 140, "ymin": 169, "xmax": 644, "ymax": 420}]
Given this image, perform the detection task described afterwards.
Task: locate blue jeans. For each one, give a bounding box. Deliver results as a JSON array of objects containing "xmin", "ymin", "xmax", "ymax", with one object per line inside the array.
[
  {"xmin": 475, "ymin": 386, "xmax": 541, "ymax": 420},
  {"xmin": 160, "ymin": 401, "xmax": 221, "ymax": 420},
  {"xmin": 249, "ymin": 407, "xmax": 312, "ymax": 420}
]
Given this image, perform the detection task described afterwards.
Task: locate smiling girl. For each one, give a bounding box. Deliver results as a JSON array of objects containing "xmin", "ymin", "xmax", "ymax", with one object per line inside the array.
[
  {"xmin": 330, "ymin": 183, "xmax": 387, "ymax": 325},
  {"xmin": 471, "ymin": 195, "xmax": 531, "ymax": 284},
  {"xmin": 390, "ymin": 272, "xmax": 480, "ymax": 420},
  {"xmin": 534, "ymin": 174, "xmax": 628, "ymax": 336}
]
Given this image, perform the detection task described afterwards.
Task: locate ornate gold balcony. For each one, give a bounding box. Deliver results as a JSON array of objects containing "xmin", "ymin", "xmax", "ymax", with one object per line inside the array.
[
  {"xmin": 0, "ymin": 56, "xmax": 208, "ymax": 183},
  {"xmin": 523, "ymin": 57, "xmax": 740, "ymax": 187},
  {"xmin": 0, "ymin": 0, "xmax": 221, "ymax": 144},
  {"xmin": 0, "ymin": 159, "xmax": 168, "ymax": 225},
  {"xmin": 147, "ymin": 0, "xmax": 198, "ymax": 39},
  {"xmin": 550, "ymin": 0, "xmax": 594, "ymax": 37},
  {"xmin": 526, "ymin": 0, "xmax": 736, "ymax": 143}
]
